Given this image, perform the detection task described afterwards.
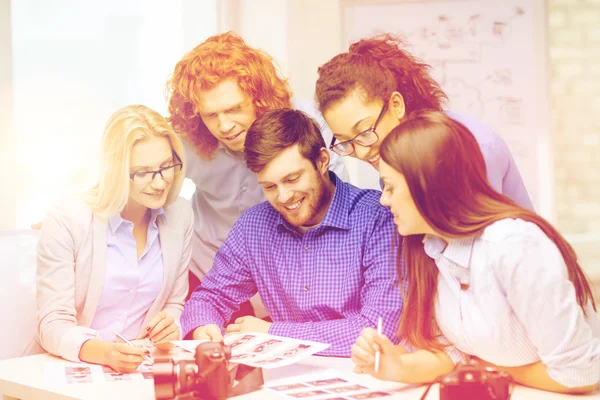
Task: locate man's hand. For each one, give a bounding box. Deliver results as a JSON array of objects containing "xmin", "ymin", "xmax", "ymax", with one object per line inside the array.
[
  {"xmin": 193, "ymin": 324, "xmax": 224, "ymax": 341},
  {"xmin": 226, "ymin": 316, "xmax": 272, "ymax": 334}
]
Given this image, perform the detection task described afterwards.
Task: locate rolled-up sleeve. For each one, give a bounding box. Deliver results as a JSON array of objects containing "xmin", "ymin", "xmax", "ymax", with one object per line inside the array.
[{"xmin": 496, "ymin": 223, "xmax": 600, "ymax": 387}]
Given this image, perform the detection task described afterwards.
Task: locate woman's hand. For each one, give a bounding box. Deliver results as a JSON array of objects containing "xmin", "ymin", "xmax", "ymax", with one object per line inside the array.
[
  {"xmin": 144, "ymin": 311, "xmax": 180, "ymax": 349},
  {"xmin": 103, "ymin": 342, "xmax": 148, "ymax": 373},
  {"xmin": 351, "ymin": 327, "xmax": 409, "ymax": 382}
]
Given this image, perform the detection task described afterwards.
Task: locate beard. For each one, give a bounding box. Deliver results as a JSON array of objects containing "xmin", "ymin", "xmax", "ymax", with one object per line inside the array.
[{"xmin": 278, "ymin": 172, "xmax": 332, "ymax": 228}]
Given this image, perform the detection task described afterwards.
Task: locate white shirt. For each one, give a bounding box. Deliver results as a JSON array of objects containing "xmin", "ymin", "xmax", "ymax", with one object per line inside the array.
[
  {"xmin": 90, "ymin": 209, "xmax": 165, "ymax": 341},
  {"xmin": 184, "ymin": 98, "xmax": 348, "ymax": 279},
  {"xmin": 424, "ymin": 218, "xmax": 600, "ymax": 388}
]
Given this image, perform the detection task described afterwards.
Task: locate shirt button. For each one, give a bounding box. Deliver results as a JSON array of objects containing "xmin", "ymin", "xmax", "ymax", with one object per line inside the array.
[
  {"xmin": 304, "ymin": 286, "xmax": 309, "ymax": 292},
  {"xmin": 241, "ymin": 186, "xmax": 248, "ymax": 192},
  {"xmin": 129, "ymin": 289, "xmax": 134, "ymax": 294},
  {"xmin": 304, "ymin": 247, "xmax": 310, "ymax": 252}
]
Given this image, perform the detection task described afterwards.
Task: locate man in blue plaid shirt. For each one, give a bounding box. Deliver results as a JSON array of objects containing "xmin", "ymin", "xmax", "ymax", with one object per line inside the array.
[{"xmin": 181, "ymin": 109, "xmax": 403, "ymax": 356}]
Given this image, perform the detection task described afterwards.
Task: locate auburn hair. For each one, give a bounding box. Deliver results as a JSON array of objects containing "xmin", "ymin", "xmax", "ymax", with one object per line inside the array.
[
  {"xmin": 316, "ymin": 34, "xmax": 447, "ymax": 114},
  {"xmin": 245, "ymin": 108, "xmax": 326, "ymax": 173},
  {"xmin": 166, "ymin": 32, "xmax": 291, "ymax": 159},
  {"xmin": 379, "ymin": 110, "xmax": 596, "ymax": 351}
]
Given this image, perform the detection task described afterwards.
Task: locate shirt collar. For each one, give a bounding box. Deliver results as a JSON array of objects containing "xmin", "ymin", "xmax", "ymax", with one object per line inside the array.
[
  {"xmin": 422, "ymin": 234, "xmax": 476, "ymax": 269},
  {"xmin": 277, "ymin": 171, "xmax": 349, "ymax": 233},
  {"xmin": 216, "ymin": 140, "xmax": 244, "ymax": 159},
  {"xmin": 108, "ymin": 207, "xmax": 166, "ymax": 234}
]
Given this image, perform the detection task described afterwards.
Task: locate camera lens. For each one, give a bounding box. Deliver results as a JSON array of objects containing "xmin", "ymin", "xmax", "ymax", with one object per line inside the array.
[{"xmin": 154, "ymin": 358, "xmax": 198, "ymax": 400}]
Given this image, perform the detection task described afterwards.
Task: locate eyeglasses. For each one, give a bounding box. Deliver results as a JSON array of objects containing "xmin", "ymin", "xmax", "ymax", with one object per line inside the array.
[
  {"xmin": 329, "ymin": 102, "xmax": 388, "ymax": 156},
  {"xmin": 129, "ymin": 153, "xmax": 183, "ymax": 185}
]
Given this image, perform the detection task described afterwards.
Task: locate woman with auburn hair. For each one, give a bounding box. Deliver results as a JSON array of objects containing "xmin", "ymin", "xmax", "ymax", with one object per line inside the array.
[
  {"xmin": 316, "ymin": 34, "xmax": 533, "ymax": 210},
  {"xmin": 25, "ymin": 105, "xmax": 194, "ymax": 373},
  {"xmin": 351, "ymin": 111, "xmax": 600, "ymax": 394}
]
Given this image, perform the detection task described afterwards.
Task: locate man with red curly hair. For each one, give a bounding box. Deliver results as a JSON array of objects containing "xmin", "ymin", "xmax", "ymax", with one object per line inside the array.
[
  {"xmin": 166, "ymin": 32, "xmax": 346, "ymax": 313},
  {"xmin": 316, "ymin": 34, "xmax": 533, "ymax": 210}
]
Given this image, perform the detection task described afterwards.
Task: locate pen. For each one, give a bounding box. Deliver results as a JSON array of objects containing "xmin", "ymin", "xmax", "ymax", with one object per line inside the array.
[
  {"xmin": 375, "ymin": 316, "xmax": 382, "ymax": 374},
  {"xmin": 113, "ymin": 330, "xmax": 154, "ymax": 365}
]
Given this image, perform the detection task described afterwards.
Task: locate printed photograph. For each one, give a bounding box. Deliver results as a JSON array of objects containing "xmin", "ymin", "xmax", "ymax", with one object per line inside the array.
[
  {"xmin": 250, "ymin": 339, "xmax": 282, "ymax": 353},
  {"xmin": 66, "ymin": 374, "xmax": 93, "ymax": 384},
  {"xmin": 287, "ymin": 390, "xmax": 329, "ymax": 398},
  {"xmin": 231, "ymin": 353, "xmax": 256, "ymax": 361},
  {"xmin": 65, "ymin": 366, "xmax": 91, "ymax": 375},
  {"xmin": 270, "ymin": 383, "xmax": 311, "ymax": 391},
  {"xmin": 349, "ymin": 391, "xmax": 391, "ymax": 399},
  {"xmin": 227, "ymin": 334, "xmax": 256, "ymax": 349},
  {"xmin": 254, "ymin": 357, "xmax": 284, "ymax": 366},
  {"xmin": 104, "ymin": 372, "xmax": 132, "ymax": 382},
  {"xmin": 306, "ymin": 378, "xmax": 348, "ymax": 387},
  {"xmin": 282, "ymin": 344, "xmax": 312, "ymax": 357},
  {"xmin": 328, "ymin": 385, "xmax": 368, "ymax": 393}
]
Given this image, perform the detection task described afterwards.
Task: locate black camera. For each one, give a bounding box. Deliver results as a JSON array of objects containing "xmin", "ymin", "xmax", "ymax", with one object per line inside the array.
[
  {"xmin": 439, "ymin": 358, "xmax": 513, "ymax": 400},
  {"xmin": 153, "ymin": 341, "xmax": 263, "ymax": 400},
  {"xmin": 153, "ymin": 341, "xmax": 231, "ymax": 400}
]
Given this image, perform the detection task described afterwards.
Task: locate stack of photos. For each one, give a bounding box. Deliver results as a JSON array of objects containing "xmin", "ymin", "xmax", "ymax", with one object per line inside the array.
[
  {"xmin": 268, "ymin": 377, "xmax": 391, "ymax": 399},
  {"xmin": 223, "ymin": 332, "xmax": 330, "ymax": 369},
  {"xmin": 64, "ymin": 366, "xmax": 93, "ymax": 384},
  {"xmin": 43, "ymin": 363, "xmax": 153, "ymax": 386},
  {"xmin": 172, "ymin": 333, "xmax": 330, "ymax": 369}
]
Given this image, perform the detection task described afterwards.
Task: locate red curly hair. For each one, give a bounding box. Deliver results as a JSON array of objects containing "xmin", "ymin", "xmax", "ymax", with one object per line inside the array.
[
  {"xmin": 316, "ymin": 34, "xmax": 447, "ymax": 115},
  {"xmin": 166, "ymin": 32, "xmax": 291, "ymax": 159}
]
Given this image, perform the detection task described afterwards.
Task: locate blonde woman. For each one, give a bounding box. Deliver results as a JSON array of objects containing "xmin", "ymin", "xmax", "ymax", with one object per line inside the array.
[{"xmin": 25, "ymin": 105, "xmax": 193, "ymax": 373}]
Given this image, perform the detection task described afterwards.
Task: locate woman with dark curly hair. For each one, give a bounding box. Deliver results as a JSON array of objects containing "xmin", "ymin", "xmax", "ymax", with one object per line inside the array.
[{"xmin": 316, "ymin": 34, "xmax": 533, "ymax": 210}]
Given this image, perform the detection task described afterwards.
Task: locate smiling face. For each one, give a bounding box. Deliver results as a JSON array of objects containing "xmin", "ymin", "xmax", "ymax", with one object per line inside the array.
[
  {"xmin": 127, "ymin": 136, "xmax": 176, "ymax": 212},
  {"xmin": 323, "ymin": 88, "xmax": 404, "ymax": 171},
  {"xmin": 379, "ymin": 159, "xmax": 431, "ymax": 236},
  {"xmin": 257, "ymin": 145, "xmax": 333, "ymax": 230},
  {"xmin": 196, "ymin": 78, "xmax": 258, "ymax": 153}
]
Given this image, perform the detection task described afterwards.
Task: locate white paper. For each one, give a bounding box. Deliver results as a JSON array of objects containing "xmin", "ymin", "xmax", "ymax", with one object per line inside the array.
[
  {"xmin": 43, "ymin": 362, "xmax": 153, "ymax": 386},
  {"xmin": 265, "ymin": 369, "xmax": 392, "ymax": 399},
  {"xmin": 171, "ymin": 333, "xmax": 330, "ymax": 369},
  {"xmin": 169, "ymin": 339, "xmax": 209, "ymax": 353}
]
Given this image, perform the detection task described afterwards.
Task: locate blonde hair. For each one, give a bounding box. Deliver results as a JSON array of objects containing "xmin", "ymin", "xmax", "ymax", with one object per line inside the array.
[{"xmin": 81, "ymin": 105, "xmax": 185, "ymax": 218}]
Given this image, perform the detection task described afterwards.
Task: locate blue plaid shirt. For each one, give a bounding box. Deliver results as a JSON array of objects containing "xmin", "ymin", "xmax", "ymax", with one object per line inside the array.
[{"xmin": 181, "ymin": 173, "xmax": 404, "ymax": 356}]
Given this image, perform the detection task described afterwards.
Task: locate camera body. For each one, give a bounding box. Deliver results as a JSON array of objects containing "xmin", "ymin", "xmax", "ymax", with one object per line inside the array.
[
  {"xmin": 439, "ymin": 358, "xmax": 513, "ymax": 400},
  {"xmin": 153, "ymin": 341, "xmax": 264, "ymax": 400},
  {"xmin": 153, "ymin": 341, "xmax": 232, "ymax": 400}
]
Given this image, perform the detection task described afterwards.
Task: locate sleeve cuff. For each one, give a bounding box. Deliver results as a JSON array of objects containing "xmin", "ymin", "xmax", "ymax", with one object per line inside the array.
[
  {"xmin": 268, "ymin": 321, "xmax": 294, "ymax": 338},
  {"xmin": 58, "ymin": 326, "xmax": 99, "ymax": 362},
  {"xmin": 74, "ymin": 334, "xmax": 96, "ymax": 362}
]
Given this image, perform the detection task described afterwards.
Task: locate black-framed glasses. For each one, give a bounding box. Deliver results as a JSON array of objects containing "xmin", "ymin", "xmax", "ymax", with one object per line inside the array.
[
  {"xmin": 129, "ymin": 152, "xmax": 183, "ymax": 185},
  {"xmin": 329, "ymin": 102, "xmax": 388, "ymax": 156}
]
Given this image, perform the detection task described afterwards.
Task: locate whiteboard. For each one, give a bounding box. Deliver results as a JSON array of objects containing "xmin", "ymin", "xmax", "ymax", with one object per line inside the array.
[{"xmin": 341, "ymin": 0, "xmax": 553, "ymax": 219}]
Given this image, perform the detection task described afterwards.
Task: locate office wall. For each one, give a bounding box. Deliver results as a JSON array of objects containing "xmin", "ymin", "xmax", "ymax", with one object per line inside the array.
[
  {"xmin": 0, "ymin": 0, "xmax": 15, "ymax": 229},
  {"xmin": 8, "ymin": 1, "xmax": 217, "ymax": 228},
  {"xmin": 548, "ymin": 0, "xmax": 600, "ymax": 273},
  {"xmin": 236, "ymin": 0, "xmax": 599, "ymax": 276}
]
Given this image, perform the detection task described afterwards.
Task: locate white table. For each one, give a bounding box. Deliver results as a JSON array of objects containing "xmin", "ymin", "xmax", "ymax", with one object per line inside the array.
[{"xmin": 0, "ymin": 352, "xmax": 598, "ymax": 400}]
